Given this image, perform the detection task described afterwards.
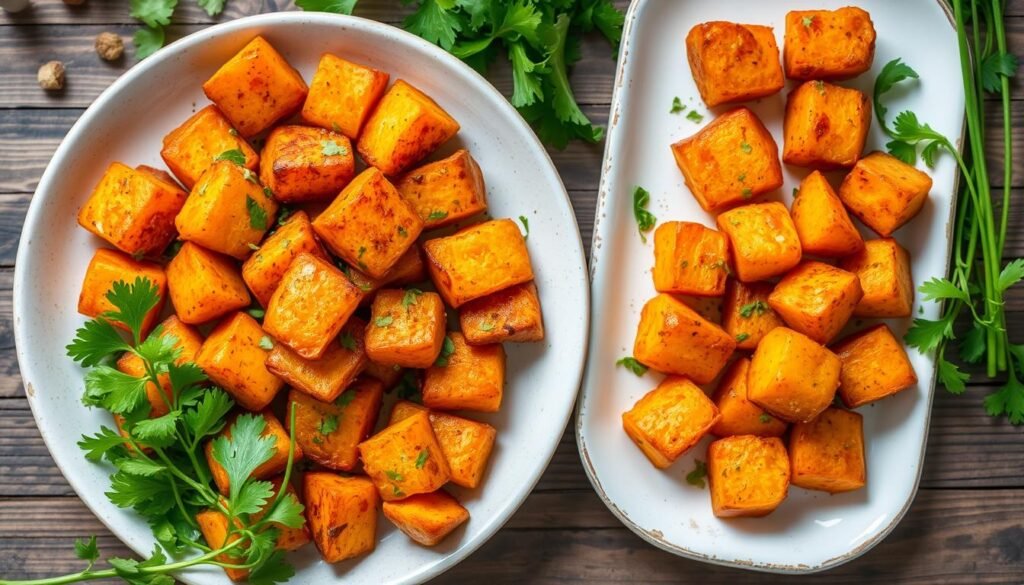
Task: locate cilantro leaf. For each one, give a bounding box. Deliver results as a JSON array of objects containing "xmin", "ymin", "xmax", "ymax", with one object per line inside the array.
[
  {"xmin": 318, "ymin": 414, "xmax": 339, "ymax": 436},
  {"xmin": 339, "ymin": 331, "xmax": 358, "ymax": 351},
  {"xmin": 211, "ymin": 414, "xmax": 277, "ymax": 501},
  {"xmin": 130, "ymin": 0, "xmax": 176, "ymax": 29},
  {"xmin": 904, "ymin": 315, "xmax": 955, "ymax": 353},
  {"xmin": 74, "ymin": 535, "xmax": 100, "ymax": 569},
  {"xmin": 402, "ymin": 288, "xmax": 423, "ymax": 309},
  {"xmin": 886, "ymin": 139, "xmax": 918, "ymax": 165},
  {"xmin": 83, "ymin": 366, "xmax": 151, "ymax": 415},
  {"xmin": 196, "ymin": 0, "xmax": 225, "ymax": 16},
  {"xmin": 984, "ymin": 375, "xmax": 1024, "ymax": 424},
  {"xmin": 739, "ymin": 300, "xmax": 769, "ymax": 318},
  {"xmin": 133, "ymin": 26, "xmax": 166, "ymax": 60},
  {"xmin": 66, "ymin": 318, "xmax": 131, "ymax": 367},
  {"xmin": 296, "ymin": 0, "xmax": 357, "ymax": 14},
  {"xmin": 631, "ymin": 186, "xmax": 656, "ymax": 242},
  {"xmin": 183, "ymin": 387, "xmax": 234, "ymax": 440},
  {"xmin": 247, "ymin": 196, "xmax": 269, "ymax": 231},
  {"xmin": 980, "ymin": 52, "xmax": 1018, "ymax": 94},
  {"xmin": 102, "ymin": 277, "xmax": 162, "ymax": 345},
  {"xmin": 685, "ymin": 459, "xmax": 707, "ymax": 488},
  {"xmin": 873, "ymin": 58, "xmax": 919, "ymax": 133},
  {"xmin": 919, "ymin": 277, "xmax": 970, "ymax": 303},
  {"xmin": 518, "ymin": 215, "xmax": 530, "ymax": 238},
  {"xmin": 958, "ymin": 324, "xmax": 987, "ymax": 364},
  {"xmin": 685, "ymin": 110, "xmax": 704, "ymax": 123},
  {"xmin": 215, "ymin": 148, "xmax": 247, "ymax": 165},
  {"xmin": 117, "ymin": 458, "xmax": 167, "ymax": 477},
  {"xmin": 131, "ymin": 412, "xmax": 180, "ymax": 448},
  {"xmin": 415, "ymin": 448, "xmax": 430, "ymax": 469},
  {"xmin": 260, "ymin": 492, "xmax": 306, "ymax": 529},
  {"xmin": 234, "ymin": 479, "xmax": 275, "ymax": 517},
  {"xmin": 434, "ymin": 335, "xmax": 456, "ymax": 366},
  {"xmin": 247, "ymin": 550, "xmax": 296, "ymax": 585},
  {"xmin": 669, "ymin": 96, "xmax": 685, "ymax": 114},
  {"xmin": 335, "ymin": 389, "xmax": 357, "ymax": 408},
  {"xmin": 937, "ymin": 356, "xmax": 970, "ymax": 395},
  {"xmin": 404, "ymin": 0, "xmax": 462, "ymax": 50},
  {"xmin": 320, "ymin": 139, "xmax": 348, "ymax": 156},
  {"xmin": 615, "ymin": 357, "xmax": 647, "ymax": 376},
  {"xmin": 507, "ymin": 41, "xmax": 546, "ymax": 107},
  {"xmin": 997, "ymin": 258, "xmax": 1024, "ymax": 293},
  {"xmin": 78, "ymin": 426, "xmax": 129, "ymax": 462}
]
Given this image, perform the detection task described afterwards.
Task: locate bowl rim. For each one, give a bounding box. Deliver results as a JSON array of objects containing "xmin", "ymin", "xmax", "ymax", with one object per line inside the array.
[{"xmin": 13, "ymin": 11, "xmax": 590, "ymax": 584}]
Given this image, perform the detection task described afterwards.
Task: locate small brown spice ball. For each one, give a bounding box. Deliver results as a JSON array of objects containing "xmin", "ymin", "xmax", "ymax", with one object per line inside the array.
[
  {"xmin": 37, "ymin": 61, "xmax": 65, "ymax": 91},
  {"xmin": 95, "ymin": 32, "xmax": 124, "ymax": 61}
]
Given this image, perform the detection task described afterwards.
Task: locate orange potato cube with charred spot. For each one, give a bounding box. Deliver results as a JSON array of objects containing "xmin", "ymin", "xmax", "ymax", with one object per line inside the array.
[
  {"xmin": 160, "ymin": 105, "xmax": 259, "ymax": 190},
  {"xmin": 791, "ymin": 171, "xmax": 864, "ymax": 257},
  {"xmin": 358, "ymin": 410, "xmax": 451, "ymax": 501},
  {"xmin": 423, "ymin": 219, "xmax": 534, "ymax": 308},
  {"xmin": 267, "ymin": 317, "xmax": 368, "ymax": 403},
  {"xmin": 78, "ymin": 248, "xmax": 167, "ymax": 337},
  {"xmin": 205, "ymin": 411, "xmax": 299, "ymax": 495},
  {"xmin": 423, "ymin": 332, "xmax": 505, "ymax": 412},
  {"xmin": 264, "ymin": 253, "xmax": 362, "ymax": 360},
  {"xmin": 839, "ymin": 238, "xmax": 914, "ymax": 318},
  {"xmin": 176, "ymin": 160, "xmax": 278, "ymax": 259},
  {"xmin": 622, "ymin": 376, "xmax": 721, "ymax": 469},
  {"xmin": 383, "ymin": 490, "xmax": 469, "ymax": 546},
  {"xmin": 117, "ymin": 316, "xmax": 203, "ymax": 419},
  {"xmin": 195, "ymin": 312, "xmax": 284, "ymax": 411},
  {"xmin": 784, "ymin": 7, "xmax": 876, "ymax": 80},
  {"xmin": 78, "ymin": 162, "xmax": 187, "ymax": 257},
  {"xmin": 633, "ymin": 293, "xmax": 736, "ymax": 383},
  {"xmin": 202, "ymin": 36, "xmax": 308, "ymax": 138},
  {"xmin": 458, "ymin": 282, "xmax": 544, "ymax": 345},
  {"xmin": 288, "ymin": 379, "xmax": 384, "ymax": 471},
  {"xmin": 259, "ymin": 125, "xmax": 355, "ymax": 203},
  {"xmin": 357, "ymin": 80, "xmax": 460, "ymax": 175},
  {"xmin": 685, "ymin": 21, "xmax": 784, "ymax": 107},
  {"xmin": 304, "ymin": 472, "xmax": 378, "ymax": 563},
  {"xmin": 396, "ymin": 149, "xmax": 488, "ymax": 229},
  {"xmin": 671, "ymin": 107, "xmax": 783, "ymax": 213},
  {"xmin": 708, "ymin": 435, "xmax": 790, "ymax": 518},
  {"xmin": 653, "ymin": 221, "xmax": 730, "ymax": 296},
  {"xmin": 783, "ymin": 81, "xmax": 871, "ymax": 169},
  {"xmin": 833, "ymin": 324, "xmax": 918, "ymax": 408},
  {"xmin": 716, "ymin": 202, "xmax": 802, "ymax": 282},
  {"xmin": 768, "ymin": 261, "xmax": 863, "ymax": 344},
  {"xmin": 748, "ymin": 327, "xmax": 841, "ymax": 423},
  {"xmin": 302, "ymin": 53, "xmax": 390, "ymax": 139},
  {"xmin": 166, "ymin": 242, "xmax": 250, "ymax": 324},
  {"xmin": 312, "ymin": 167, "xmax": 424, "ymax": 279},
  {"xmin": 839, "ymin": 152, "xmax": 933, "ymax": 237},
  {"xmin": 721, "ymin": 280, "xmax": 784, "ymax": 351},
  {"xmin": 710, "ymin": 358, "xmax": 787, "ymax": 438},
  {"xmin": 241, "ymin": 211, "xmax": 330, "ymax": 307},
  {"xmin": 389, "ymin": 400, "xmax": 497, "ymax": 489},
  {"xmin": 790, "ymin": 408, "xmax": 866, "ymax": 493},
  {"xmin": 365, "ymin": 289, "xmax": 447, "ymax": 368},
  {"xmin": 196, "ymin": 510, "xmax": 249, "ymax": 581}
]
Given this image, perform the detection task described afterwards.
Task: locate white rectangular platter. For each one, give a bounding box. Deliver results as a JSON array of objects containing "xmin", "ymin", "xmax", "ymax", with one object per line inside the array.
[{"xmin": 576, "ymin": 0, "xmax": 964, "ymax": 573}]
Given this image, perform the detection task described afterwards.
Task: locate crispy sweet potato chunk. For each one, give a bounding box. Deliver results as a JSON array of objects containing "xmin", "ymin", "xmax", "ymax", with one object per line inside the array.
[
  {"xmin": 784, "ymin": 7, "xmax": 876, "ymax": 80},
  {"xmin": 653, "ymin": 221, "xmax": 730, "ymax": 296},
  {"xmin": 396, "ymin": 149, "xmax": 488, "ymax": 229},
  {"xmin": 423, "ymin": 332, "xmax": 505, "ymax": 412},
  {"xmin": 302, "ymin": 53, "xmax": 390, "ymax": 139},
  {"xmin": 833, "ymin": 324, "xmax": 918, "ymax": 408},
  {"xmin": 78, "ymin": 248, "xmax": 167, "ymax": 336},
  {"xmin": 710, "ymin": 358, "xmax": 787, "ymax": 438},
  {"xmin": 259, "ymin": 125, "xmax": 355, "ymax": 203},
  {"xmin": 78, "ymin": 162, "xmax": 187, "ymax": 257},
  {"xmin": 671, "ymin": 107, "xmax": 783, "ymax": 212},
  {"xmin": 365, "ymin": 289, "xmax": 447, "ymax": 368},
  {"xmin": 622, "ymin": 376, "xmax": 721, "ymax": 469},
  {"xmin": 721, "ymin": 280, "xmax": 784, "ymax": 351},
  {"xmin": 685, "ymin": 21, "xmax": 784, "ymax": 107},
  {"xmin": 383, "ymin": 490, "xmax": 470, "ymax": 546},
  {"xmin": 205, "ymin": 411, "xmax": 299, "ymax": 495},
  {"xmin": 768, "ymin": 261, "xmax": 863, "ymax": 344},
  {"xmin": 241, "ymin": 211, "xmax": 330, "ymax": 307},
  {"xmin": 358, "ymin": 410, "xmax": 451, "ymax": 501},
  {"xmin": 839, "ymin": 238, "xmax": 914, "ymax": 318},
  {"xmin": 790, "ymin": 408, "xmax": 866, "ymax": 493},
  {"xmin": 458, "ymin": 282, "xmax": 544, "ymax": 345},
  {"xmin": 304, "ymin": 472, "xmax": 378, "ymax": 563},
  {"xmin": 716, "ymin": 202, "xmax": 802, "ymax": 282},
  {"xmin": 117, "ymin": 316, "xmax": 202, "ymax": 418},
  {"xmin": 288, "ymin": 379, "xmax": 383, "ymax": 471},
  {"xmin": 791, "ymin": 170, "xmax": 864, "ymax": 257},
  {"xmin": 783, "ymin": 80, "xmax": 871, "ymax": 169},
  {"xmin": 389, "ymin": 401, "xmax": 497, "ymax": 489},
  {"xmin": 747, "ymin": 327, "xmax": 840, "ymax": 423},
  {"xmin": 166, "ymin": 242, "xmax": 250, "ymax": 324},
  {"xmin": 343, "ymin": 246, "xmax": 427, "ymax": 303},
  {"xmin": 202, "ymin": 36, "xmax": 308, "ymax": 137},
  {"xmin": 161, "ymin": 105, "xmax": 259, "ymax": 190},
  {"xmin": 633, "ymin": 293, "xmax": 736, "ymax": 383},
  {"xmin": 707, "ymin": 435, "xmax": 790, "ymax": 518},
  {"xmin": 839, "ymin": 151, "xmax": 933, "ymax": 237},
  {"xmin": 267, "ymin": 317, "xmax": 368, "ymax": 403},
  {"xmin": 195, "ymin": 312, "xmax": 284, "ymax": 411}
]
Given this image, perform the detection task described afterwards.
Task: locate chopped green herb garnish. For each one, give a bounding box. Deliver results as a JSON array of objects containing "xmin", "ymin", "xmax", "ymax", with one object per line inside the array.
[
  {"xmin": 415, "ymin": 449, "xmax": 430, "ymax": 469},
  {"xmin": 632, "ymin": 186, "xmax": 656, "ymax": 243},
  {"xmin": 616, "ymin": 357, "xmax": 648, "ymax": 377},
  {"xmin": 385, "ymin": 470, "xmax": 403, "ymax": 482},
  {"xmin": 686, "ymin": 110, "xmax": 704, "ymax": 123},
  {"xmin": 375, "ymin": 315, "xmax": 394, "ymax": 328},
  {"xmin": 321, "ymin": 139, "xmax": 348, "ymax": 157},
  {"xmin": 427, "ymin": 210, "xmax": 449, "ymax": 222},
  {"xmin": 739, "ymin": 300, "xmax": 770, "ymax": 318},
  {"xmin": 741, "ymin": 187, "xmax": 753, "ymax": 199},
  {"xmin": 670, "ymin": 96, "xmax": 685, "ymax": 114},
  {"xmin": 686, "ymin": 459, "xmax": 708, "ymax": 488},
  {"xmin": 736, "ymin": 333, "xmax": 750, "ymax": 343},
  {"xmin": 397, "ymin": 225, "xmax": 408, "ymax": 237},
  {"xmin": 519, "ymin": 215, "xmax": 530, "ymax": 238},
  {"xmin": 247, "ymin": 307, "xmax": 265, "ymax": 320},
  {"xmin": 335, "ymin": 389, "xmax": 356, "ymax": 408},
  {"xmin": 480, "ymin": 322, "xmax": 495, "ymax": 332},
  {"xmin": 435, "ymin": 335, "xmax": 456, "ymax": 367},
  {"xmin": 318, "ymin": 414, "xmax": 339, "ymax": 436},
  {"xmin": 740, "ymin": 141, "xmax": 752, "ymax": 154},
  {"xmin": 339, "ymin": 331, "xmax": 357, "ymax": 351},
  {"xmin": 814, "ymin": 80, "xmax": 826, "ymax": 95},
  {"xmin": 402, "ymin": 288, "xmax": 423, "ymax": 309},
  {"xmin": 246, "ymin": 196, "xmax": 268, "ymax": 230},
  {"xmin": 214, "ymin": 148, "xmax": 246, "ymax": 165},
  {"xmin": 759, "ymin": 413, "xmax": 772, "ymax": 424},
  {"xmin": 258, "ymin": 335, "xmax": 274, "ymax": 350},
  {"xmin": 802, "ymin": 15, "xmax": 814, "ymax": 27}
]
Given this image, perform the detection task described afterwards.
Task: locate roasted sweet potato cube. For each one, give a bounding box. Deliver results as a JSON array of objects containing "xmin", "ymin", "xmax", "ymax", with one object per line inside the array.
[
  {"xmin": 685, "ymin": 21, "xmax": 784, "ymax": 107},
  {"xmin": 383, "ymin": 490, "xmax": 469, "ymax": 546},
  {"xmin": 258, "ymin": 476, "xmax": 311, "ymax": 551},
  {"xmin": 791, "ymin": 171, "xmax": 864, "ymax": 257},
  {"xmin": 784, "ymin": 7, "xmax": 876, "ymax": 80},
  {"xmin": 839, "ymin": 238, "xmax": 914, "ymax": 318},
  {"xmin": 396, "ymin": 149, "xmax": 488, "ymax": 229},
  {"xmin": 707, "ymin": 435, "xmax": 790, "ymax": 518},
  {"xmin": 205, "ymin": 411, "xmax": 299, "ymax": 495},
  {"xmin": 790, "ymin": 408, "xmax": 866, "ymax": 493},
  {"xmin": 312, "ymin": 167, "xmax": 424, "ymax": 278},
  {"xmin": 196, "ymin": 510, "xmax": 249, "ymax": 581},
  {"xmin": 241, "ymin": 211, "xmax": 330, "ymax": 307},
  {"xmin": 304, "ymin": 472, "xmax": 378, "ymax": 563},
  {"xmin": 358, "ymin": 410, "xmax": 451, "ymax": 501},
  {"xmin": 302, "ymin": 53, "xmax": 390, "ymax": 139},
  {"xmin": 166, "ymin": 242, "xmax": 250, "ymax": 324},
  {"xmin": 202, "ymin": 36, "xmax": 308, "ymax": 137},
  {"xmin": 653, "ymin": 221, "xmax": 730, "ymax": 296},
  {"xmin": 78, "ymin": 162, "xmax": 187, "ymax": 257},
  {"xmin": 288, "ymin": 379, "xmax": 383, "ymax": 471},
  {"xmin": 783, "ymin": 81, "xmax": 871, "ymax": 169},
  {"xmin": 716, "ymin": 202, "xmax": 802, "ymax": 282},
  {"xmin": 357, "ymin": 80, "xmax": 460, "ymax": 175},
  {"xmin": 343, "ymin": 246, "xmax": 427, "ymax": 303},
  {"xmin": 160, "ymin": 105, "xmax": 259, "ymax": 190},
  {"xmin": 721, "ymin": 280, "xmax": 784, "ymax": 351},
  {"xmin": 264, "ymin": 253, "xmax": 362, "ymax": 360},
  {"xmin": 195, "ymin": 312, "xmax": 284, "ymax": 411},
  {"xmin": 671, "ymin": 107, "xmax": 783, "ymax": 213},
  {"xmin": 633, "ymin": 293, "xmax": 736, "ymax": 383},
  {"xmin": 422, "ymin": 333, "xmax": 505, "ymax": 412},
  {"xmin": 768, "ymin": 261, "xmax": 863, "ymax": 344},
  {"xmin": 389, "ymin": 400, "xmax": 497, "ymax": 489},
  {"xmin": 78, "ymin": 249, "xmax": 167, "ymax": 336},
  {"xmin": 268, "ymin": 317, "xmax": 368, "ymax": 403},
  {"xmin": 259, "ymin": 125, "xmax": 355, "ymax": 203},
  {"xmin": 839, "ymin": 152, "xmax": 933, "ymax": 237},
  {"xmin": 622, "ymin": 377, "xmax": 721, "ymax": 469},
  {"xmin": 458, "ymin": 282, "xmax": 544, "ymax": 345},
  {"xmin": 748, "ymin": 327, "xmax": 841, "ymax": 423},
  {"xmin": 423, "ymin": 219, "xmax": 534, "ymax": 308},
  {"xmin": 833, "ymin": 324, "xmax": 918, "ymax": 408},
  {"xmin": 364, "ymin": 360, "xmax": 405, "ymax": 388},
  {"xmin": 710, "ymin": 359, "xmax": 787, "ymax": 438},
  {"xmin": 176, "ymin": 160, "xmax": 278, "ymax": 259},
  {"xmin": 117, "ymin": 316, "xmax": 203, "ymax": 418},
  {"xmin": 365, "ymin": 289, "xmax": 447, "ymax": 368}
]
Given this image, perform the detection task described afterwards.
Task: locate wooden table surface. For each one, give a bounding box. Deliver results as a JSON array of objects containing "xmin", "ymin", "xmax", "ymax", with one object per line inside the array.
[{"xmin": 1, "ymin": 1, "xmax": 1023, "ymax": 583}]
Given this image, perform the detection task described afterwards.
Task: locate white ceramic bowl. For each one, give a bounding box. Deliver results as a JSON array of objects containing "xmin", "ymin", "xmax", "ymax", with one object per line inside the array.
[{"xmin": 14, "ymin": 13, "xmax": 589, "ymax": 585}]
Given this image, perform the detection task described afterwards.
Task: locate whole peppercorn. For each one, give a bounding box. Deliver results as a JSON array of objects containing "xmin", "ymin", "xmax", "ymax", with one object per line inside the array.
[
  {"xmin": 95, "ymin": 32, "xmax": 124, "ymax": 61},
  {"xmin": 37, "ymin": 61, "xmax": 65, "ymax": 91}
]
